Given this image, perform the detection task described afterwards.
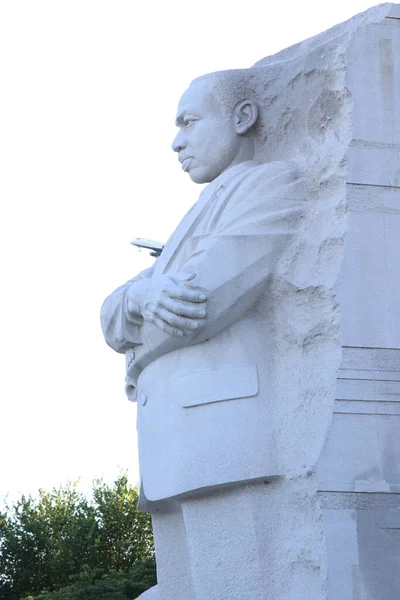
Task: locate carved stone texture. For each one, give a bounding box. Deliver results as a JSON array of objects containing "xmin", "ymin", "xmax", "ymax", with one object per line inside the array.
[
  {"xmin": 317, "ymin": 5, "xmax": 400, "ymax": 598},
  {"xmin": 100, "ymin": 4, "xmax": 399, "ymax": 599}
]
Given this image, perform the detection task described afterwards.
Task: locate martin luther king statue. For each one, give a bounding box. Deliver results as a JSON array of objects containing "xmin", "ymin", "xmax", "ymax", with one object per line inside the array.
[{"xmin": 98, "ymin": 7, "xmax": 382, "ymax": 596}]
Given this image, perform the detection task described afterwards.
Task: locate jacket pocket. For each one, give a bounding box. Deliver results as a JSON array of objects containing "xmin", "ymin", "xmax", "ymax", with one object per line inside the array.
[{"xmin": 172, "ymin": 365, "xmax": 258, "ymax": 408}]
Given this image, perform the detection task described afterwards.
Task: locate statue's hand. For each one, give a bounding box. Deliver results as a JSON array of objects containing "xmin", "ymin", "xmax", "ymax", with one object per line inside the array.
[{"xmin": 127, "ymin": 272, "xmax": 207, "ymax": 336}]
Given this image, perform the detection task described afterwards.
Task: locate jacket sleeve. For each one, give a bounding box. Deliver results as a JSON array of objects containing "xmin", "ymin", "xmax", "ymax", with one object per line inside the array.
[
  {"xmin": 130, "ymin": 165, "xmax": 305, "ymax": 375},
  {"xmin": 100, "ymin": 265, "xmax": 154, "ymax": 353}
]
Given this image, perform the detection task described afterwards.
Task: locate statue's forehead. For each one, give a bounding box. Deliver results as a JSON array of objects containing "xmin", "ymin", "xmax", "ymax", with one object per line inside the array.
[{"xmin": 176, "ymin": 78, "xmax": 216, "ymax": 117}]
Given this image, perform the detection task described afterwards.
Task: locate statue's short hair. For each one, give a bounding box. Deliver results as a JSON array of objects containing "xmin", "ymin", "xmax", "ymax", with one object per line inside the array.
[
  {"xmin": 192, "ymin": 69, "xmax": 264, "ymax": 121},
  {"xmin": 190, "ymin": 34, "xmax": 351, "ymax": 168}
]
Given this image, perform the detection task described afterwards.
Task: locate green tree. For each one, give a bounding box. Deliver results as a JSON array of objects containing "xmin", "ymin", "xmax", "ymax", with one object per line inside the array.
[
  {"xmin": 93, "ymin": 476, "xmax": 153, "ymax": 571},
  {"xmin": 0, "ymin": 476, "xmax": 155, "ymax": 600},
  {"xmin": 22, "ymin": 562, "xmax": 157, "ymax": 600}
]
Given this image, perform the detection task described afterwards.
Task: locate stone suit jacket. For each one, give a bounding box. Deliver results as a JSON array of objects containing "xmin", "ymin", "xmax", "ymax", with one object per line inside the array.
[{"xmin": 101, "ymin": 160, "xmax": 307, "ymax": 503}]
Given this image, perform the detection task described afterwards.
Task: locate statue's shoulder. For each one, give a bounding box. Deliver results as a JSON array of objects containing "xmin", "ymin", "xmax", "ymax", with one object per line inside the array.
[
  {"xmin": 233, "ymin": 160, "xmax": 300, "ymax": 194},
  {"xmin": 247, "ymin": 159, "xmax": 299, "ymax": 179}
]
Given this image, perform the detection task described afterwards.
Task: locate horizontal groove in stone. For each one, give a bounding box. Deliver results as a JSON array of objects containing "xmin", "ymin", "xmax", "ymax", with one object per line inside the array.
[
  {"xmin": 318, "ymin": 491, "xmax": 400, "ymax": 509},
  {"xmin": 334, "ymin": 399, "xmax": 400, "ymax": 415}
]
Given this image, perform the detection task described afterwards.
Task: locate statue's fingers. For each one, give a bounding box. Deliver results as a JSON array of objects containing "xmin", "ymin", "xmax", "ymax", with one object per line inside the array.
[
  {"xmin": 157, "ymin": 307, "xmax": 203, "ymax": 331},
  {"xmin": 147, "ymin": 315, "xmax": 185, "ymax": 337},
  {"xmin": 162, "ymin": 297, "xmax": 207, "ymax": 319},
  {"xmin": 166, "ymin": 282, "xmax": 207, "ymax": 303}
]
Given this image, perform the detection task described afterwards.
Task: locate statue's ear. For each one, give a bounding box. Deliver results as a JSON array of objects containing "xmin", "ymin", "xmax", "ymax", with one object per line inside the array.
[{"xmin": 233, "ymin": 100, "xmax": 258, "ymax": 135}]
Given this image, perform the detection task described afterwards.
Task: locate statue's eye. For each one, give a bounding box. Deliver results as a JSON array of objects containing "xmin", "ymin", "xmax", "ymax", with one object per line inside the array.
[{"xmin": 184, "ymin": 119, "xmax": 195, "ymax": 128}]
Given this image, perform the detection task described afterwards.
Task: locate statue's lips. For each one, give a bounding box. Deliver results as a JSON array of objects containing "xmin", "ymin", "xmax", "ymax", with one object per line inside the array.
[{"xmin": 179, "ymin": 156, "xmax": 193, "ymax": 172}]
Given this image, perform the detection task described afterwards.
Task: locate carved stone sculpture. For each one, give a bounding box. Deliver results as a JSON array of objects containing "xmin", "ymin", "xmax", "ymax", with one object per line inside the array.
[{"xmin": 101, "ymin": 5, "xmax": 399, "ymax": 599}]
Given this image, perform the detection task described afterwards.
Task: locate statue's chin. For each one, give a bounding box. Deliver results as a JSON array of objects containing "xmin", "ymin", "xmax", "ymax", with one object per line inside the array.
[{"xmin": 188, "ymin": 167, "xmax": 216, "ymax": 185}]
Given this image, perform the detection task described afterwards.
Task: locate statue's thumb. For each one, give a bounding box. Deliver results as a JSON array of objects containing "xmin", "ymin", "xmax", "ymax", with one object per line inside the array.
[
  {"xmin": 171, "ymin": 271, "xmax": 196, "ymax": 284},
  {"xmin": 181, "ymin": 271, "xmax": 196, "ymax": 282}
]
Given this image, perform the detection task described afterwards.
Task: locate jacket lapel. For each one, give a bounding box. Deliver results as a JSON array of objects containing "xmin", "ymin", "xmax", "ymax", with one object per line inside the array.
[{"xmin": 154, "ymin": 184, "xmax": 221, "ymax": 275}]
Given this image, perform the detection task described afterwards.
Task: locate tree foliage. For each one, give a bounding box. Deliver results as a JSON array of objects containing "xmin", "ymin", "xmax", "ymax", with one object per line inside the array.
[
  {"xmin": 22, "ymin": 562, "xmax": 157, "ymax": 600},
  {"xmin": 0, "ymin": 476, "xmax": 155, "ymax": 600}
]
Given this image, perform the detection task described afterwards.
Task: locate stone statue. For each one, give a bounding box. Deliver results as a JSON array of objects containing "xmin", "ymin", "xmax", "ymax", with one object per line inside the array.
[{"xmin": 100, "ymin": 5, "xmax": 395, "ymax": 599}]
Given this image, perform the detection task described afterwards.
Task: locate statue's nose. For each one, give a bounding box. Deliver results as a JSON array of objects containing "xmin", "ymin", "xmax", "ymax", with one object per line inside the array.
[{"xmin": 172, "ymin": 130, "xmax": 186, "ymax": 153}]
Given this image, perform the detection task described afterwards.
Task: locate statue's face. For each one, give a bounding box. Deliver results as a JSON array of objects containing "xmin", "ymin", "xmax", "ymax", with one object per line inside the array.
[{"xmin": 172, "ymin": 79, "xmax": 242, "ymax": 184}]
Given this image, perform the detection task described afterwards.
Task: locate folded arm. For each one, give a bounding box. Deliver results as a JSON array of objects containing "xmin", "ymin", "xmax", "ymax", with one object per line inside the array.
[
  {"xmin": 132, "ymin": 169, "xmax": 305, "ymax": 372},
  {"xmin": 101, "ymin": 266, "xmax": 208, "ymax": 354},
  {"xmin": 100, "ymin": 266, "xmax": 154, "ymax": 353}
]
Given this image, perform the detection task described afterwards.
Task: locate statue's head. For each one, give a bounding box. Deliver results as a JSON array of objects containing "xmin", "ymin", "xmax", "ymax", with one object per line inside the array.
[{"xmin": 172, "ymin": 69, "xmax": 261, "ymax": 184}]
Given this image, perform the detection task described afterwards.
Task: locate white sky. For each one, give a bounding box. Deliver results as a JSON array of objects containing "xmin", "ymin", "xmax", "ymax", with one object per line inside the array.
[{"xmin": 0, "ymin": 0, "xmax": 381, "ymax": 501}]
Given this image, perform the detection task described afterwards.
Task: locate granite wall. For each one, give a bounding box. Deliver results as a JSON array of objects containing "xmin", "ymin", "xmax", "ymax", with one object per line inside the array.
[{"xmin": 317, "ymin": 7, "xmax": 400, "ymax": 599}]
